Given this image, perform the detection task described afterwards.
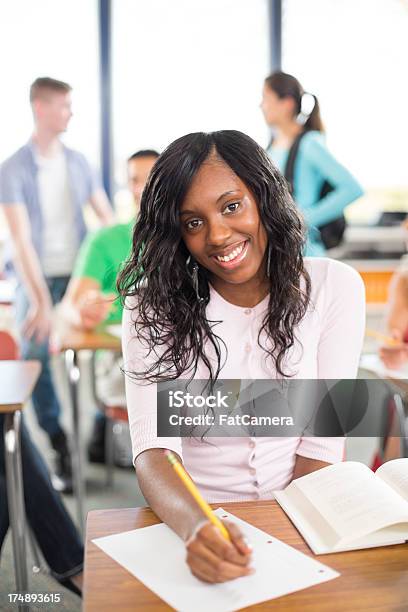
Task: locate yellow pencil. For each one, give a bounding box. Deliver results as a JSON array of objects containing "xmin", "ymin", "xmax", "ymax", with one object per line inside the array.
[
  {"xmin": 365, "ymin": 328, "xmax": 402, "ymax": 347},
  {"xmin": 165, "ymin": 450, "xmax": 231, "ymax": 541}
]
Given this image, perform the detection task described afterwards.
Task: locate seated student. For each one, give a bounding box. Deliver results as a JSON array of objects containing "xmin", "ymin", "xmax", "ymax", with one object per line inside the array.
[
  {"xmin": 0, "ymin": 415, "xmax": 83, "ymax": 595},
  {"xmin": 61, "ymin": 150, "xmax": 159, "ymax": 461},
  {"xmin": 118, "ymin": 130, "xmax": 365, "ymax": 583},
  {"xmin": 379, "ymin": 248, "xmax": 408, "ymax": 369}
]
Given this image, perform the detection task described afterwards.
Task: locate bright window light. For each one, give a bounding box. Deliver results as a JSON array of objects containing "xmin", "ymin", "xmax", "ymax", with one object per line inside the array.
[
  {"xmin": 283, "ymin": 0, "xmax": 408, "ymax": 192},
  {"xmin": 112, "ymin": 0, "xmax": 270, "ymax": 194},
  {"xmin": 0, "ymin": 0, "xmax": 100, "ymax": 167}
]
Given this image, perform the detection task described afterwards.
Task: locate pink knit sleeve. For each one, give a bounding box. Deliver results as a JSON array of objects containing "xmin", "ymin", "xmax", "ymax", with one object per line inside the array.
[
  {"xmin": 122, "ymin": 298, "xmax": 183, "ymax": 465},
  {"xmin": 297, "ymin": 260, "xmax": 365, "ymax": 463}
]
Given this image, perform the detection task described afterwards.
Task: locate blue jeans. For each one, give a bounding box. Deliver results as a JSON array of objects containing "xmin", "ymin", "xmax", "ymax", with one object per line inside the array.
[
  {"xmin": 14, "ymin": 277, "xmax": 70, "ymax": 437},
  {"xmin": 0, "ymin": 415, "xmax": 83, "ymax": 579}
]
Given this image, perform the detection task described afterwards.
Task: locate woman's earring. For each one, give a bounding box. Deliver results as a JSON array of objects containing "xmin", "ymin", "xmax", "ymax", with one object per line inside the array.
[
  {"xmin": 266, "ymin": 245, "xmax": 272, "ymax": 278},
  {"xmin": 186, "ymin": 256, "xmax": 205, "ymax": 303}
]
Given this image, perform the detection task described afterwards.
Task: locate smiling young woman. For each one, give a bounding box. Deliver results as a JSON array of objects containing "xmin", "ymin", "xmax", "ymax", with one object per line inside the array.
[{"xmin": 118, "ymin": 130, "xmax": 365, "ymax": 584}]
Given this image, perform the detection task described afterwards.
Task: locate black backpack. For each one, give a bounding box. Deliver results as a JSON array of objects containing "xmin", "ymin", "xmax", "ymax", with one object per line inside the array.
[{"xmin": 284, "ymin": 132, "xmax": 346, "ymax": 250}]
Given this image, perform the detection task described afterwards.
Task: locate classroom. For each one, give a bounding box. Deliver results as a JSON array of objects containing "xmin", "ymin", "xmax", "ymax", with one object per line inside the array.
[{"xmin": 0, "ymin": 1, "xmax": 407, "ymax": 610}]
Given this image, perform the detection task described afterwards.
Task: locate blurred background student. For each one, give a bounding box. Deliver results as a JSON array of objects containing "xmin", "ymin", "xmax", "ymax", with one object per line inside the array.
[
  {"xmin": 0, "ymin": 77, "xmax": 114, "ymax": 492},
  {"xmin": 60, "ymin": 150, "xmax": 159, "ymax": 463},
  {"xmin": 379, "ymin": 223, "xmax": 408, "ymax": 369},
  {"xmin": 261, "ymin": 71, "xmax": 363, "ymax": 256},
  {"xmin": 0, "ymin": 415, "xmax": 84, "ymax": 597}
]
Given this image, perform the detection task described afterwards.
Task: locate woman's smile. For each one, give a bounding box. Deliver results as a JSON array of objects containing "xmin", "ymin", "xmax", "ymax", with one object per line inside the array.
[
  {"xmin": 180, "ymin": 157, "xmax": 269, "ymax": 304},
  {"xmin": 210, "ymin": 239, "xmax": 249, "ymax": 270}
]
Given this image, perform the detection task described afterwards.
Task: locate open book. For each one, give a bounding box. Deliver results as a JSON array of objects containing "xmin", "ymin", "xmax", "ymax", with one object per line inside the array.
[{"xmin": 274, "ymin": 458, "xmax": 408, "ymax": 554}]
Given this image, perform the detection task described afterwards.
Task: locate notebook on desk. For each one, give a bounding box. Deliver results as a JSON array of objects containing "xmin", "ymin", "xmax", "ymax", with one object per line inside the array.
[
  {"xmin": 274, "ymin": 459, "xmax": 408, "ymax": 554},
  {"xmin": 92, "ymin": 508, "xmax": 339, "ymax": 611},
  {"xmin": 360, "ymin": 353, "xmax": 408, "ymax": 380}
]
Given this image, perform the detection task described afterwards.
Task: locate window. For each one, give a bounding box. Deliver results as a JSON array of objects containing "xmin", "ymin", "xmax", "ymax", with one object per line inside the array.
[
  {"xmin": 283, "ymin": 0, "xmax": 408, "ymax": 217},
  {"xmin": 112, "ymin": 0, "xmax": 270, "ymax": 212},
  {"xmin": 0, "ymin": 0, "xmax": 100, "ymax": 166}
]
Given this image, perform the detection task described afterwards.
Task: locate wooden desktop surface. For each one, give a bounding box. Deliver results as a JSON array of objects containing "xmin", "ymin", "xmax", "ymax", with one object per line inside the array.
[
  {"xmin": 0, "ymin": 360, "xmax": 41, "ymax": 412},
  {"xmin": 55, "ymin": 324, "xmax": 121, "ymax": 352},
  {"xmin": 84, "ymin": 501, "xmax": 408, "ymax": 611}
]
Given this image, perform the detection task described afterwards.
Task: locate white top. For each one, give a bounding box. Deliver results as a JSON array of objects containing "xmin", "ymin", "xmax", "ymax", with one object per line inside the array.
[
  {"xmin": 36, "ymin": 149, "xmax": 78, "ymax": 276},
  {"xmin": 122, "ymin": 258, "xmax": 366, "ymax": 503}
]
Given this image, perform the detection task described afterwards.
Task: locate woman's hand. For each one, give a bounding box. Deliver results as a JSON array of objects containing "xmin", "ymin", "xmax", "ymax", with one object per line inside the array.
[
  {"xmin": 22, "ymin": 299, "xmax": 53, "ymax": 343},
  {"xmin": 379, "ymin": 344, "xmax": 408, "ymax": 369},
  {"xmin": 185, "ymin": 520, "xmax": 253, "ymax": 583},
  {"xmin": 379, "ymin": 329, "xmax": 408, "ymax": 370},
  {"xmin": 77, "ymin": 290, "xmax": 115, "ymax": 330}
]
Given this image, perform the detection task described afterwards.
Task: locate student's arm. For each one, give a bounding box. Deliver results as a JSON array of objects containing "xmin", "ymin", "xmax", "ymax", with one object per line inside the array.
[
  {"xmin": 135, "ymin": 450, "xmax": 252, "ymax": 583},
  {"xmin": 292, "ymin": 456, "xmax": 331, "ymax": 480},
  {"xmin": 386, "ymin": 271, "xmax": 408, "ymax": 332},
  {"xmin": 379, "ymin": 270, "xmax": 408, "ymax": 369},
  {"xmin": 123, "ymin": 305, "xmax": 252, "ymax": 583},
  {"xmin": 301, "ymin": 133, "xmax": 364, "ymax": 228},
  {"xmin": 60, "ymin": 230, "xmax": 115, "ymax": 330},
  {"xmin": 61, "ymin": 277, "xmax": 114, "ymax": 330},
  {"xmin": 88, "ymin": 188, "xmax": 115, "ymax": 226},
  {"xmin": 2, "ymin": 203, "xmax": 52, "ymax": 341}
]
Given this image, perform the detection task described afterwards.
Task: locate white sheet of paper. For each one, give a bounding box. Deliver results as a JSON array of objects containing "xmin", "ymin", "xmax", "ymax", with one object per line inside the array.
[
  {"xmin": 106, "ymin": 324, "xmax": 122, "ymax": 339},
  {"xmin": 360, "ymin": 353, "xmax": 408, "ymax": 380},
  {"xmin": 92, "ymin": 508, "xmax": 339, "ymax": 611}
]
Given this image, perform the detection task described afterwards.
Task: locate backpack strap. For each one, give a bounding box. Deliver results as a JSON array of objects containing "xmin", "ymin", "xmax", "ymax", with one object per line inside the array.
[{"xmin": 283, "ymin": 131, "xmax": 306, "ymax": 195}]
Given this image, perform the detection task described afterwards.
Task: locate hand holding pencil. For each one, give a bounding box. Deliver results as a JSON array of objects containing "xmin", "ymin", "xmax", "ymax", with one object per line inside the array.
[
  {"xmin": 366, "ymin": 328, "xmax": 404, "ymax": 347},
  {"xmin": 165, "ymin": 450, "xmax": 254, "ymax": 583},
  {"xmin": 372, "ymin": 328, "xmax": 408, "ymax": 370}
]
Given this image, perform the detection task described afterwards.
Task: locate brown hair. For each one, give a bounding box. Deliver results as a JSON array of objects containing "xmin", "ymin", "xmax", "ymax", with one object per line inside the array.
[
  {"xmin": 264, "ymin": 71, "xmax": 324, "ymax": 132},
  {"xmin": 30, "ymin": 77, "xmax": 72, "ymax": 103}
]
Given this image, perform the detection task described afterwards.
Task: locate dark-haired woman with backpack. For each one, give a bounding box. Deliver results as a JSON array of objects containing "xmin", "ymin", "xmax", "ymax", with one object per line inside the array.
[{"xmin": 261, "ymin": 71, "xmax": 363, "ymax": 255}]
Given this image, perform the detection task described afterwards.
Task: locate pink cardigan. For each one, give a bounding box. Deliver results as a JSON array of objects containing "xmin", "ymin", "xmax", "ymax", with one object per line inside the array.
[{"xmin": 122, "ymin": 258, "xmax": 365, "ymax": 503}]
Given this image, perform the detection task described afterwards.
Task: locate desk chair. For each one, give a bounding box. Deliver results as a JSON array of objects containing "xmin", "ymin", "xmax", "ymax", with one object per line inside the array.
[
  {"xmin": 0, "ymin": 329, "xmax": 19, "ymax": 360},
  {"xmin": 354, "ymin": 371, "xmax": 408, "ymax": 469},
  {"xmin": 88, "ymin": 354, "xmax": 130, "ymax": 487},
  {"xmin": 0, "ymin": 330, "xmax": 45, "ymax": 576},
  {"xmin": 371, "ymin": 392, "xmax": 408, "ymax": 470},
  {"xmin": 103, "ymin": 404, "xmax": 130, "ymax": 487}
]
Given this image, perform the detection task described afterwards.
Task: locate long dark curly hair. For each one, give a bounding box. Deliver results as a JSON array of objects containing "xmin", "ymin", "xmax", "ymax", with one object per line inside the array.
[{"xmin": 118, "ymin": 130, "xmax": 311, "ymax": 386}]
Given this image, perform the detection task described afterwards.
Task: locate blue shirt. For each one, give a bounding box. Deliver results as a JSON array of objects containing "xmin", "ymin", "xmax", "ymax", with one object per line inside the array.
[
  {"xmin": 268, "ymin": 131, "xmax": 363, "ymax": 255},
  {"xmin": 0, "ymin": 140, "xmax": 100, "ymax": 270}
]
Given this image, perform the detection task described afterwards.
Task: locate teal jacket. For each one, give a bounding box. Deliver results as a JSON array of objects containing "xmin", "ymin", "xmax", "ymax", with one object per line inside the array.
[{"xmin": 268, "ymin": 131, "xmax": 363, "ymax": 256}]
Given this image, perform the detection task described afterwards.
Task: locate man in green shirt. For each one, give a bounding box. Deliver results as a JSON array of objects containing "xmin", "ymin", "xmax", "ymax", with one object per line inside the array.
[
  {"xmin": 63, "ymin": 150, "xmax": 159, "ymax": 328},
  {"xmin": 61, "ymin": 150, "xmax": 159, "ymax": 461}
]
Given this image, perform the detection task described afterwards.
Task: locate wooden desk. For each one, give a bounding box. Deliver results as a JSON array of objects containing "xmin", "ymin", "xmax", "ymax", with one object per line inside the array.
[
  {"xmin": 0, "ymin": 360, "xmax": 40, "ymax": 600},
  {"xmin": 0, "ymin": 279, "xmax": 15, "ymax": 305},
  {"xmin": 55, "ymin": 324, "xmax": 121, "ymax": 533},
  {"xmin": 0, "ymin": 361, "xmax": 41, "ymax": 412},
  {"xmin": 84, "ymin": 502, "xmax": 408, "ymax": 611},
  {"xmin": 57, "ymin": 325, "xmax": 121, "ymax": 353}
]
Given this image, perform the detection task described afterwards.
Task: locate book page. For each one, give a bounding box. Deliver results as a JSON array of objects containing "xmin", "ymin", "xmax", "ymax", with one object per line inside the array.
[
  {"xmin": 274, "ymin": 488, "xmax": 341, "ymax": 554},
  {"xmin": 376, "ymin": 458, "xmax": 408, "ymax": 501},
  {"xmin": 292, "ymin": 461, "xmax": 408, "ymax": 544}
]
